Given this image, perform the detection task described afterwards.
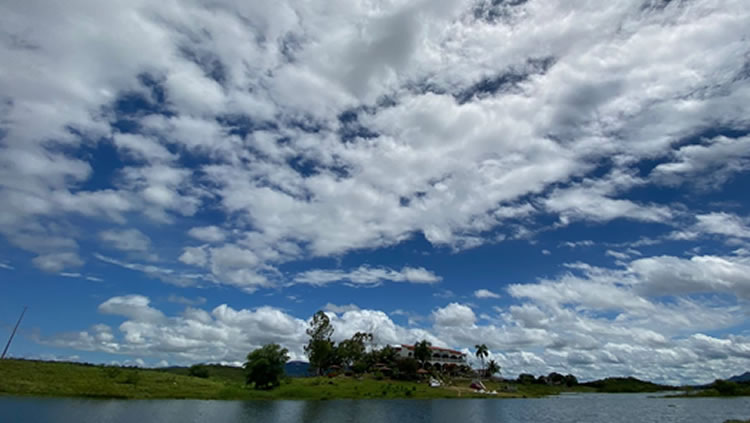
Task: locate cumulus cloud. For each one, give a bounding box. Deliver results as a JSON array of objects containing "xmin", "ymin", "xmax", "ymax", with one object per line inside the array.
[
  {"xmin": 1, "ymin": 0, "xmax": 747, "ymax": 279},
  {"xmin": 187, "ymin": 226, "xmax": 226, "ymax": 243},
  {"xmin": 651, "ymin": 135, "xmax": 750, "ymax": 188},
  {"xmin": 474, "ymin": 289, "xmax": 501, "ymax": 299},
  {"xmin": 99, "ymin": 229, "xmax": 152, "ymax": 253},
  {"xmin": 294, "ymin": 265, "xmax": 441, "ymax": 287},
  {"xmin": 42, "ymin": 289, "xmax": 750, "ymax": 384}
]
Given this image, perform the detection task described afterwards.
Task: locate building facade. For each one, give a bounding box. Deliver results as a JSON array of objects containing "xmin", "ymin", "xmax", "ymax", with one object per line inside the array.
[{"xmin": 393, "ymin": 344, "xmax": 467, "ymax": 369}]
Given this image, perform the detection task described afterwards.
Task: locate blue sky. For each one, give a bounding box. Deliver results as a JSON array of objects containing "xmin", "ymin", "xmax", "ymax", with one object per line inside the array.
[{"xmin": 1, "ymin": 0, "xmax": 750, "ymax": 384}]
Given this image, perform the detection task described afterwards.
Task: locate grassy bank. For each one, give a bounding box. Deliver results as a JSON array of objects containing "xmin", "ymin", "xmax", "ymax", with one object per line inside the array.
[{"xmin": 0, "ymin": 359, "xmax": 590, "ymax": 400}]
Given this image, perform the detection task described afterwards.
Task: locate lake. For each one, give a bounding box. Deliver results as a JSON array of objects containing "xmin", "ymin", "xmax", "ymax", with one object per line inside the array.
[{"xmin": 2, "ymin": 394, "xmax": 750, "ymax": 423}]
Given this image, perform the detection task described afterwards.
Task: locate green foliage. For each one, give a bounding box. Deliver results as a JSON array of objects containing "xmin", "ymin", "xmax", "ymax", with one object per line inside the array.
[
  {"xmin": 188, "ymin": 364, "xmax": 210, "ymax": 378},
  {"xmin": 714, "ymin": 379, "xmax": 740, "ymax": 396},
  {"xmin": 486, "ymin": 359, "xmax": 501, "ymax": 377},
  {"xmin": 413, "ymin": 340, "xmax": 432, "ymax": 368},
  {"xmin": 101, "ymin": 365, "xmax": 122, "ymax": 379},
  {"xmin": 337, "ymin": 332, "xmax": 372, "ymax": 368},
  {"xmin": 305, "ymin": 311, "xmax": 335, "ymax": 375},
  {"xmin": 394, "ymin": 358, "xmax": 419, "ymax": 381},
  {"xmin": 518, "ymin": 373, "xmax": 536, "ymax": 384},
  {"xmin": 564, "ymin": 374, "xmax": 578, "ymax": 386},
  {"xmin": 475, "ymin": 344, "xmax": 489, "ymax": 378},
  {"xmin": 244, "ymin": 344, "xmax": 290, "ymax": 390},
  {"xmin": 123, "ymin": 371, "xmax": 141, "ymax": 386},
  {"xmin": 581, "ymin": 377, "xmax": 672, "ymax": 393},
  {"xmin": 0, "ymin": 358, "xmax": 599, "ymax": 400}
]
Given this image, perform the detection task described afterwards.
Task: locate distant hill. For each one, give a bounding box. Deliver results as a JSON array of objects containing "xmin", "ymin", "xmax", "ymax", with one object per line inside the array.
[
  {"xmin": 729, "ymin": 372, "xmax": 750, "ymax": 383},
  {"xmin": 285, "ymin": 361, "xmax": 310, "ymax": 377},
  {"xmin": 581, "ymin": 377, "xmax": 676, "ymax": 393}
]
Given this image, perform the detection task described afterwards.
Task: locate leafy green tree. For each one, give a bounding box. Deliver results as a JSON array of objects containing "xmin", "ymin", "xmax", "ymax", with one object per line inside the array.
[
  {"xmin": 395, "ymin": 357, "xmax": 420, "ymax": 380},
  {"xmin": 189, "ymin": 364, "xmax": 210, "ymax": 378},
  {"xmin": 475, "ymin": 344, "xmax": 489, "ymax": 378},
  {"xmin": 304, "ymin": 310, "xmax": 336, "ymax": 375},
  {"xmin": 244, "ymin": 344, "xmax": 289, "ymax": 389},
  {"xmin": 714, "ymin": 379, "xmax": 739, "ymax": 396},
  {"xmin": 486, "ymin": 359, "xmax": 500, "ymax": 378},
  {"xmin": 564, "ymin": 374, "xmax": 578, "ymax": 387},
  {"xmin": 413, "ymin": 340, "xmax": 432, "ymax": 368},
  {"xmin": 337, "ymin": 332, "xmax": 372, "ymax": 368},
  {"xmin": 518, "ymin": 373, "xmax": 536, "ymax": 384}
]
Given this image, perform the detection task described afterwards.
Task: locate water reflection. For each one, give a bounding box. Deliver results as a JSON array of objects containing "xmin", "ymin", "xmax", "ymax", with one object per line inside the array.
[{"xmin": 2, "ymin": 394, "xmax": 750, "ymax": 423}]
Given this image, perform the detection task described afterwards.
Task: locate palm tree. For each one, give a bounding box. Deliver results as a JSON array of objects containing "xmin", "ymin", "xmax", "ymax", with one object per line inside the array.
[
  {"xmin": 474, "ymin": 344, "xmax": 489, "ymax": 379},
  {"xmin": 486, "ymin": 359, "xmax": 500, "ymax": 379}
]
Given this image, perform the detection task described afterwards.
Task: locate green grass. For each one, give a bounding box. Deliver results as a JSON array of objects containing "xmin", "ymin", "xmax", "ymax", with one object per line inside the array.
[{"xmin": 0, "ymin": 359, "xmax": 592, "ymax": 400}]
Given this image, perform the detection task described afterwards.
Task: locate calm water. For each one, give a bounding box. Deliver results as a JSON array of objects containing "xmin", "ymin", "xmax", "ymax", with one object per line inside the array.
[{"xmin": 2, "ymin": 394, "xmax": 750, "ymax": 423}]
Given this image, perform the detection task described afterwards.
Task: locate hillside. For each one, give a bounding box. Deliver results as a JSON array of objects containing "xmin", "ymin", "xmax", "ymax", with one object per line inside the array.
[
  {"xmin": 581, "ymin": 377, "xmax": 676, "ymax": 393},
  {"xmin": 729, "ymin": 372, "xmax": 750, "ymax": 383}
]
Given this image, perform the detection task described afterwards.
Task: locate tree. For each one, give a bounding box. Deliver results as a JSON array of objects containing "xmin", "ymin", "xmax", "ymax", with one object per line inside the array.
[
  {"xmin": 337, "ymin": 332, "xmax": 373, "ymax": 368},
  {"xmin": 564, "ymin": 374, "xmax": 578, "ymax": 387},
  {"xmin": 518, "ymin": 373, "xmax": 536, "ymax": 384},
  {"xmin": 395, "ymin": 357, "xmax": 420, "ymax": 380},
  {"xmin": 189, "ymin": 364, "xmax": 210, "ymax": 378},
  {"xmin": 304, "ymin": 310, "xmax": 335, "ymax": 375},
  {"xmin": 413, "ymin": 340, "xmax": 432, "ymax": 368},
  {"xmin": 244, "ymin": 344, "xmax": 289, "ymax": 389},
  {"xmin": 486, "ymin": 359, "xmax": 501, "ymax": 378},
  {"xmin": 475, "ymin": 344, "xmax": 489, "ymax": 378}
]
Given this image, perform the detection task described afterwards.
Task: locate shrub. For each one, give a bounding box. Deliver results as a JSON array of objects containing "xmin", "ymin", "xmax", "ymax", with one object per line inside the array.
[{"xmin": 189, "ymin": 364, "xmax": 210, "ymax": 378}]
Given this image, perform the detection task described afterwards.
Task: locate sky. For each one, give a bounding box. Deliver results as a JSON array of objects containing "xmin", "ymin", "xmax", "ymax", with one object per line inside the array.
[{"xmin": 1, "ymin": 0, "xmax": 749, "ymax": 385}]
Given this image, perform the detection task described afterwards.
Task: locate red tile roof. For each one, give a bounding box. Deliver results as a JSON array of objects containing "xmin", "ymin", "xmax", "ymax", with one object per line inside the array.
[{"xmin": 396, "ymin": 344, "xmax": 465, "ymax": 356}]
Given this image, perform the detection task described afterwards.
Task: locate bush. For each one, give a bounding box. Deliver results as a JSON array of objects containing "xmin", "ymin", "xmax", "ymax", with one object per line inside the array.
[
  {"xmin": 124, "ymin": 371, "xmax": 141, "ymax": 386},
  {"xmin": 189, "ymin": 364, "xmax": 210, "ymax": 378},
  {"xmin": 102, "ymin": 366, "xmax": 122, "ymax": 379},
  {"xmin": 244, "ymin": 344, "xmax": 290, "ymax": 390},
  {"xmin": 394, "ymin": 358, "xmax": 419, "ymax": 381},
  {"xmin": 714, "ymin": 380, "xmax": 740, "ymax": 396}
]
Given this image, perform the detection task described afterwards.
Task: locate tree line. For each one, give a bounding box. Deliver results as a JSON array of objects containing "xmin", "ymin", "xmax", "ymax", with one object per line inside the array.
[{"xmin": 243, "ymin": 310, "xmax": 505, "ymax": 389}]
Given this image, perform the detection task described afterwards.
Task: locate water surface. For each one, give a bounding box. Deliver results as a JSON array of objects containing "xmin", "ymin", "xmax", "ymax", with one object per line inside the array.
[{"xmin": 2, "ymin": 393, "xmax": 750, "ymax": 423}]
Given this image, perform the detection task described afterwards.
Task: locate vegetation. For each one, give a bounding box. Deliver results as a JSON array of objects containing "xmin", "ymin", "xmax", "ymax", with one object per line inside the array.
[
  {"xmin": 304, "ymin": 311, "xmax": 336, "ymax": 376},
  {"xmin": 580, "ymin": 377, "xmax": 675, "ymax": 393},
  {"xmin": 0, "ymin": 358, "xmax": 592, "ymax": 400},
  {"xmin": 474, "ymin": 344, "xmax": 488, "ymax": 378},
  {"xmin": 486, "ymin": 359, "xmax": 500, "ymax": 378},
  {"xmin": 188, "ymin": 364, "xmax": 210, "ymax": 378},
  {"xmin": 670, "ymin": 379, "xmax": 750, "ymax": 398},
  {"xmin": 244, "ymin": 344, "xmax": 289, "ymax": 389},
  {"xmin": 413, "ymin": 340, "xmax": 432, "ymax": 368}
]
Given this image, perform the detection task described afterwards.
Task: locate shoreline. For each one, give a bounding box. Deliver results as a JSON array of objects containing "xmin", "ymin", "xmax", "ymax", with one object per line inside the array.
[{"xmin": 2, "ymin": 359, "xmax": 724, "ymax": 402}]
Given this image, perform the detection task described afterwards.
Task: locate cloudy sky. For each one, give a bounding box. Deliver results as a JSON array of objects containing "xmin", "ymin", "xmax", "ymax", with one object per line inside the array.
[{"xmin": 1, "ymin": 0, "xmax": 749, "ymax": 384}]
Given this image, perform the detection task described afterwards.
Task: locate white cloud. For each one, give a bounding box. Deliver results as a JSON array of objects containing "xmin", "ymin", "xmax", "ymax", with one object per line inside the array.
[
  {"xmin": 98, "ymin": 295, "xmax": 165, "ymax": 323},
  {"xmin": 99, "ymin": 229, "xmax": 152, "ymax": 253},
  {"xmin": 474, "ymin": 288, "xmax": 501, "ymax": 299},
  {"xmin": 323, "ymin": 303, "xmax": 361, "ymax": 314},
  {"xmin": 694, "ymin": 212, "xmax": 750, "ymax": 239},
  {"xmin": 32, "ymin": 252, "xmax": 83, "ymax": 273},
  {"xmin": 651, "ymin": 135, "xmax": 750, "ymax": 188},
  {"xmin": 630, "ymin": 254, "xmax": 750, "ymax": 299},
  {"xmin": 187, "ymin": 226, "xmax": 226, "ymax": 243},
  {"xmin": 294, "ymin": 265, "xmax": 441, "ymax": 287},
  {"xmin": 0, "ymin": 262, "xmax": 14, "ymax": 270},
  {"xmin": 42, "ymin": 283, "xmax": 750, "ymax": 384},
  {"xmin": 1, "ymin": 0, "xmax": 748, "ymax": 285},
  {"xmin": 432, "ymin": 303, "xmax": 476, "ymax": 327}
]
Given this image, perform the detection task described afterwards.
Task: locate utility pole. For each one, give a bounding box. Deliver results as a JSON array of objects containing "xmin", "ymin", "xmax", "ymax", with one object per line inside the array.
[{"xmin": 1, "ymin": 306, "xmax": 27, "ymax": 359}]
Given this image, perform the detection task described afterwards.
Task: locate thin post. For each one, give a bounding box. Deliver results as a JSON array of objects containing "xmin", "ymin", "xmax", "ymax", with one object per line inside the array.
[{"xmin": 1, "ymin": 306, "xmax": 27, "ymax": 359}]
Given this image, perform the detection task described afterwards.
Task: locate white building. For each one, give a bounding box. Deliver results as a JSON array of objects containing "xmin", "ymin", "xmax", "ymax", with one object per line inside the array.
[{"xmin": 393, "ymin": 344, "xmax": 467, "ymax": 369}]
